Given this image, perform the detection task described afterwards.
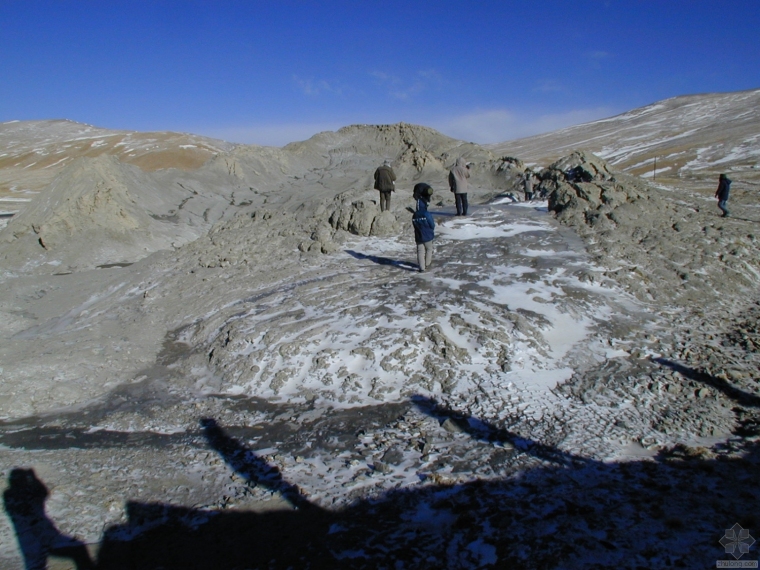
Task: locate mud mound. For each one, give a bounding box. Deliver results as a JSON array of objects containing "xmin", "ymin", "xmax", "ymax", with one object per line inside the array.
[
  {"xmin": 285, "ymin": 123, "xmax": 464, "ymax": 161},
  {"xmin": 186, "ymin": 207, "xmax": 338, "ymax": 269},
  {"xmin": 187, "ymin": 123, "xmax": 524, "ymax": 232},
  {"xmin": 0, "ymin": 155, "xmax": 208, "ymax": 270},
  {"xmin": 18, "ymin": 156, "xmax": 150, "ymax": 247},
  {"xmin": 285, "ymin": 123, "xmax": 513, "ymax": 193}
]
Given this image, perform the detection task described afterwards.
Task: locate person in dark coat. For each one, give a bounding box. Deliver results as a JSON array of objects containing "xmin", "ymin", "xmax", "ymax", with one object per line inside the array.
[
  {"xmin": 715, "ymin": 173, "xmax": 732, "ymax": 218},
  {"xmin": 412, "ymin": 184, "xmax": 435, "ymax": 272},
  {"xmin": 448, "ymin": 157, "xmax": 470, "ymax": 215},
  {"xmin": 374, "ymin": 160, "xmax": 396, "ymax": 212}
]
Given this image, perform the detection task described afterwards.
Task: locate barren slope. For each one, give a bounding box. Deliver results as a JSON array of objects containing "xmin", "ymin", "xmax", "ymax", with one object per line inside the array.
[
  {"xmin": 489, "ymin": 88, "xmax": 760, "ymax": 186},
  {"xmin": 0, "ymin": 119, "xmax": 235, "ymax": 221}
]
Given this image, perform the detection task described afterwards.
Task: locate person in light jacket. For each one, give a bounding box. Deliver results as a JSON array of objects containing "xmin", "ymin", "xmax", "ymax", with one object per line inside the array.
[
  {"xmin": 449, "ymin": 157, "xmax": 470, "ymax": 215},
  {"xmin": 523, "ymin": 170, "xmax": 534, "ymax": 201}
]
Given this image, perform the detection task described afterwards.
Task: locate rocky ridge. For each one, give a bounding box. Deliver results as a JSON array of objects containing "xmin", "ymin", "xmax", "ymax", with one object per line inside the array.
[{"xmin": 0, "ymin": 119, "xmax": 235, "ymax": 198}]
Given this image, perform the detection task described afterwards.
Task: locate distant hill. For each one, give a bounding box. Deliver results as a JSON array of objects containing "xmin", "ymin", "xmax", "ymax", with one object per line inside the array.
[
  {"xmin": 488, "ymin": 88, "xmax": 760, "ymax": 183},
  {"xmin": 0, "ymin": 119, "xmax": 235, "ymax": 200}
]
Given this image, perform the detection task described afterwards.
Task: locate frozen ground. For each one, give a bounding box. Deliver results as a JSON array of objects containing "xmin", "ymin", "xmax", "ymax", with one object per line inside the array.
[{"xmin": 1, "ymin": 197, "xmax": 757, "ymax": 568}]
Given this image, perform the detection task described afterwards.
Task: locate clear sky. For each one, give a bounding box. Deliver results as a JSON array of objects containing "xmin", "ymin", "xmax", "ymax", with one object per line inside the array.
[{"xmin": 2, "ymin": 0, "xmax": 759, "ymax": 146}]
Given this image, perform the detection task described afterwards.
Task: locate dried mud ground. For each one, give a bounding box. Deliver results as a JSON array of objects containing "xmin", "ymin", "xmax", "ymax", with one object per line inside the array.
[{"xmin": 1, "ymin": 174, "xmax": 760, "ymax": 569}]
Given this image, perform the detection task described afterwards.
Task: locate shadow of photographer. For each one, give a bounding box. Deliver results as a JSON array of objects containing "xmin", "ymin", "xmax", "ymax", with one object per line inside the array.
[
  {"xmin": 4, "ymin": 390, "xmax": 760, "ymax": 568},
  {"xmin": 3, "ymin": 468, "xmax": 94, "ymax": 570}
]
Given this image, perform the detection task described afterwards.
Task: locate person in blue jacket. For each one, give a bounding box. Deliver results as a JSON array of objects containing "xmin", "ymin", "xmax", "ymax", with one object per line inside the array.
[
  {"xmin": 412, "ymin": 183, "xmax": 435, "ymax": 272},
  {"xmin": 715, "ymin": 173, "xmax": 732, "ymax": 218}
]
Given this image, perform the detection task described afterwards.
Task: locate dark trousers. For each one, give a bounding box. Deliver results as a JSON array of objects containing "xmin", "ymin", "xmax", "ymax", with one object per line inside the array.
[
  {"xmin": 379, "ymin": 191, "xmax": 392, "ymax": 212},
  {"xmin": 455, "ymin": 193, "xmax": 468, "ymax": 215}
]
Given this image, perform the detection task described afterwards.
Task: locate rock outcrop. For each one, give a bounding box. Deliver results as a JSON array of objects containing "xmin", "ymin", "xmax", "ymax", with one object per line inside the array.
[
  {"xmin": 327, "ymin": 194, "xmax": 401, "ymax": 237},
  {"xmin": 540, "ymin": 150, "xmax": 641, "ymax": 229},
  {"xmin": 542, "ymin": 150, "xmax": 760, "ymax": 306}
]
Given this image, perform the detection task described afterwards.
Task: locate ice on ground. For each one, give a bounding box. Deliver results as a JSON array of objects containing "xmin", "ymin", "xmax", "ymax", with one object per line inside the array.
[
  {"xmin": 437, "ymin": 214, "xmax": 546, "ymax": 240},
  {"xmin": 193, "ymin": 205, "xmax": 647, "ymax": 466}
]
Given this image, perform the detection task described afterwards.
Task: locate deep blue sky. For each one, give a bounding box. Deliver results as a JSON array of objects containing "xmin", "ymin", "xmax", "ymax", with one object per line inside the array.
[{"xmin": 1, "ymin": 1, "xmax": 759, "ymax": 146}]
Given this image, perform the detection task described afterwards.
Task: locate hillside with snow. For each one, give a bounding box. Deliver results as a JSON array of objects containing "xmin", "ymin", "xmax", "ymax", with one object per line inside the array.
[{"xmin": 490, "ymin": 88, "xmax": 760, "ymax": 183}]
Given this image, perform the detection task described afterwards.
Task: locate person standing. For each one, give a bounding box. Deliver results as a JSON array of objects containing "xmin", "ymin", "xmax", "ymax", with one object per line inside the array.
[
  {"xmin": 374, "ymin": 159, "xmax": 396, "ymax": 212},
  {"xmin": 715, "ymin": 173, "xmax": 732, "ymax": 218},
  {"xmin": 412, "ymin": 184, "xmax": 435, "ymax": 272},
  {"xmin": 449, "ymin": 157, "xmax": 470, "ymax": 215},
  {"xmin": 522, "ymin": 170, "xmax": 534, "ymax": 201}
]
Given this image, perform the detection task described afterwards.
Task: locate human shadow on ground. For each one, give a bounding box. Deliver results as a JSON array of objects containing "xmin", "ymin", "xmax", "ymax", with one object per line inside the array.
[
  {"xmin": 5, "ymin": 392, "xmax": 760, "ymax": 568},
  {"xmin": 712, "ymin": 215, "xmax": 758, "ymax": 224},
  {"xmin": 3, "ymin": 468, "xmax": 94, "ymax": 570},
  {"xmin": 653, "ymin": 357, "xmax": 760, "ymax": 408},
  {"xmin": 345, "ymin": 250, "xmax": 419, "ymax": 272}
]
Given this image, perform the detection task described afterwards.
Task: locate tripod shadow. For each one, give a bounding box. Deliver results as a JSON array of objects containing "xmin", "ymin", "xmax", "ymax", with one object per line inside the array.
[
  {"xmin": 653, "ymin": 357, "xmax": 760, "ymax": 408},
  {"xmin": 199, "ymin": 418, "xmax": 316, "ymax": 511},
  {"xmin": 410, "ymin": 394, "xmax": 590, "ymax": 467}
]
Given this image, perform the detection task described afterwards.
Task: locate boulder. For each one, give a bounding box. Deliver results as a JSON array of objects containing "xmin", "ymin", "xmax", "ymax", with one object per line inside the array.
[
  {"xmin": 348, "ymin": 200, "xmax": 377, "ymax": 235},
  {"xmin": 543, "ymin": 151, "xmax": 632, "ymax": 220},
  {"xmin": 328, "ymin": 196, "xmax": 401, "ymax": 237},
  {"xmin": 550, "ymin": 150, "xmax": 615, "ymax": 182},
  {"xmin": 370, "ymin": 211, "xmax": 398, "ymax": 236}
]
